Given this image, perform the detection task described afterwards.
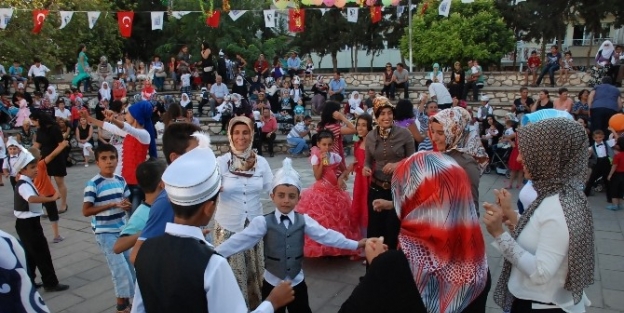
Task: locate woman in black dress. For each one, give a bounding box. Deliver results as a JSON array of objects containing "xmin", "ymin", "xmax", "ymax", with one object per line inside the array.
[
  {"xmin": 31, "ymin": 111, "xmax": 68, "ymax": 211},
  {"xmin": 530, "ymin": 89, "xmax": 554, "ymax": 112},
  {"xmin": 448, "ymin": 61, "xmax": 465, "ymax": 99},
  {"xmin": 200, "ymin": 42, "xmax": 216, "ymax": 87}
]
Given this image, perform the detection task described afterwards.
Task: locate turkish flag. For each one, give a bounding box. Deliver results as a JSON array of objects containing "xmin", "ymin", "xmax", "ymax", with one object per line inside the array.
[
  {"xmin": 206, "ymin": 10, "xmax": 220, "ymax": 28},
  {"xmin": 288, "ymin": 9, "xmax": 305, "ymax": 33},
  {"xmin": 117, "ymin": 11, "xmax": 134, "ymax": 38},
  {"xmin": 370, "ymin": 6, "xmax": 381, "ymax": 24},
  {"xmin": 421, "ymin": 2, "xmax": 429, "ymax": 15},
  {"xmin": 32, "ymin": 10, "xmax": 49, "ymax": 34}
]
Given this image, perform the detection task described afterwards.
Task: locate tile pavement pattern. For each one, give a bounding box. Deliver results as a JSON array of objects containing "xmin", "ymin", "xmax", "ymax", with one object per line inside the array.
[{"xmin": 1, "ymin": 156, "xmax": 623, "ymax": 313}]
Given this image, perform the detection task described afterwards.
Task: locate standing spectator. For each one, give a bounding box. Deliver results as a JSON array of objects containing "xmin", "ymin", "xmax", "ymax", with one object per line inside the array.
[
  {"xmin": 28, "ymin": 58, "xmax": 50, "ymax": 93},
  {"xmin": 234, "ymin": 53, "xmax": 248, "ymax": 75},
  {"xmin": 380, "ymin": 63, "xmax": 394, "ymax": 98},
  {"xmin": 328, "ymin": 72, "xmax": 346, "ymax": 102},
  {"xmin": 124, "ymin": 57, "xmax": 137, "ymax": 92},
  {"xmin": 448, "ymin": 61, "xmax": 465, "ymax": 100},
  {"xmin": 589, "ymin": 76, "xmax": 623, "ymax": 135},
  {"xmin": 176, "ymin": 45, "xmax": 191, "ymax": 75},
  {"xmin": 391, "ymin": 63, "xmax": 409, "ymax": 100},
  {"xmin": 286, "ymin": 51, "xmax": 301, "ymax": 79},
  {"xmin": 311, "ymin": 75, "xmax": 328, "ymax": 114},
  {"xmin": 200, "ymin": 42, "xmax": 216, "ymax": 87},
  {"xmin": 210, "ymin": 76, "xmax": 229, "ymax": 117},
  {"xmin": 612, "ymin": 44, "xmax": 624, "ymax": 87},
  {"xmin": 286, "ymin": 115, "xmax": 312, "ymax": 157},
  {"xmin": 254, "ymin": 54, "xmax": 270, "ymax": 80},
  {"xmin": 150, "ymin": 55, "xmax": 166, "ymax": 91},
  {"xmin": 512, "ymin": 87, "xmax": 533, "ymax": 120},
  {"xmin": 0, "ymin": 62, "xmax": 11, "ymax": 94},
  {"xmin": 9, "ymin": 60, "xmax": 27, "ymax": 91},
  {"xmin": 168, "ymin": 56, "xmax": 178, "ymax": 90},
  {"xmin": 258, "ymin": 107, "xmax": 277, "ymax": 157},
  {"xmin": 534, "ymin": 45, "xmax": 562, "ymax": 87},
  {"xmin": 426, "ymin": 79, "xmax": 452, "ymax": 110},
  {"xmin": 217, "ymin": 50, "xmax": 228, "ymax": 84},
  {"xmin": 524, "ymin": 50, "xmax": 541, "ymax": 86}
]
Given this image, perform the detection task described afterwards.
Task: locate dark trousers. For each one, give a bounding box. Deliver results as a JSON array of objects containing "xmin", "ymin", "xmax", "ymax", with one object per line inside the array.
[
  {"xmin": 510, "ymin": 298, "xmax": 565, "ymax": 313},
  {"xmin": 380, "ymin": 83, "xmax": 392, "ymax": 98},
  {"xmin": 367, "ymin": 185, "xmax": 400, "ymax": 250},
  {"xmin": 585, "ymin": 157, "xmax": 612, "ymax": 202},
  {"xmin": 198, "ymin": 99, "xmax": 209, "ymax": 116},
  {"xmin": 43, "ymin": 198, "xmax": 60, "ymax": 222},
  {"xmin": 128, "ymin": 184, "xmax": 145, "ymax": 216},
  {"xmin": 536, "ymin": 64, "xmax": 560, "ymax": 87},
  {"xmin": 15, "ymin": 217, "xmax": 59, "ymax": 287},
  {"xmin": 10, "ymin": 175, "xmax": 17, "ymax": 190},
  {"xmin": 590, "ymin": 107, "xmax": 617, "ymax": 137},
  {"xmin": 287, "ymin": 69, "xmax": 300, "ymax": 79},
  {"xmin": 463, "ymin": 81, "xmax": 480, "ymax": 101},
  {"xmin": 262, "ymin": 279, "xmax": 312, "ymax": 313},
  {"xmin": 1, "ymin": 74, "xmax": 11, "ymax": 93},
  {"xmin": 33, "ymin": 76, "xmax": 49, "ymax": 93},
  {"xmin": 391, "ymin": 82, "xmax": 409, "ymax": 99},
  {"xmin": 259, "ymin": 132, "xmax": 276, "ymax": 155}
]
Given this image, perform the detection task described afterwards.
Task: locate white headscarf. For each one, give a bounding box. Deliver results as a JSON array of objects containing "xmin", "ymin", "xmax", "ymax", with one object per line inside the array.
[
  {"xmin": 180, "ymin": 93, "xmax": 191, "ymax": 108},
  {"xmin": 45, "ymin": 86, "xmax": 57, "ymax": 103},
  {"xmin": 598, "ymin": 40, "xmax": 615, "ymax": 59},
  {"xmin": 99, "ymin": 82, "xmax": 111, "ymax": 101}
]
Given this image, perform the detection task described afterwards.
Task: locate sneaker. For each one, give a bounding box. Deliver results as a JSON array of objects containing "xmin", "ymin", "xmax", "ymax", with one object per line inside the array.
[
  {"xmin": 116, "ymin": 306, "xmax": 131, "ymax": 313},
  {"xmin": 53, "ymin": 236, "xmax": 64, "ymax": 243},
  {"xmin": 606, "ymin": 204, "xmax": 618, "ymax": 211},
  {"xmin": 44, "ymin": 283, "xmax": 69, "ymax": 292}
]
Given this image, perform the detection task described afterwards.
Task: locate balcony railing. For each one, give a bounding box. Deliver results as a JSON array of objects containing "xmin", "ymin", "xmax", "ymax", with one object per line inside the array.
[{"xmin": 571, "ymin": 37, "xmax": 612, "ymax": 46}]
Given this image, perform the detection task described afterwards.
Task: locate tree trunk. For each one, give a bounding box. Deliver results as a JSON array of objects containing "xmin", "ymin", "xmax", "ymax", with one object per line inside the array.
[
  {"xmin": 354, "ymin": 46, "xmax": 359, "ymax": 73},
  {"xmin": 370, "ymin": 53, "xmax": 375, "ymax": 72},
  {"xmin": 350, "ymin": 46, "xmax": 355, "ymax": 72},
  {"xmin": 540, "ymin": 37, "xmax": 546, "ymax": 63},
  {"xmin": 586, "ymin": 33, "xmax": 594, "ymax": 68},
  {"xmin": 332, "ymin": 51, "xmax": 338, "ymax": 73}
]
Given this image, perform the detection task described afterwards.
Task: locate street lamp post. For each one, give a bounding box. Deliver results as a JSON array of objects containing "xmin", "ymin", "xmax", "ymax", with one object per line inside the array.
[{"xmin": 408, "ymin": 0, "xmax": 413, "ymax": 72}]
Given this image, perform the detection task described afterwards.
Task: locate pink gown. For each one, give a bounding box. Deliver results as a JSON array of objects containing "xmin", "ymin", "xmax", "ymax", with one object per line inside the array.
[
  {"xmin": 297, "ymin": 150, "xmax": 359, "ymax": 257},
  {"xmin": 15, "ymin": 99, "xmax": 31, "ymax": 127}
]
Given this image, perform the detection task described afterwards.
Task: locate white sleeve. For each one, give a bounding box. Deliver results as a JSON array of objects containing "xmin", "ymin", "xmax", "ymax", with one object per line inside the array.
[
  {"xmin": 303, "ymin": 214, "xmax": 359, "ymax": 250},
  {"xmin": 18, "ymin": 182, "xmax": 36, "ymax": 202},
  {"xmin": 130, "ymin": 282, "xmax": 145, "ymax": 312},
  {"xmin": 428, "ymin": 86, "xmax": 436, "ymax": 97},
  {"xmin": 2, "ymin": 159, "xmax": 8, "ymax": 170},
  {"xmin": 27, "ymin": 66, "xmax": 34, "ymax": 77},
  {"xmin": 122, "ymin": 123, "xmax": 151, "ymax": 144},
  {"xmin": 310, "ymin": 155, "xmax": 319, "ymax": 165},
  {"xmin": 492, "ymin": 214, "xmax": 570, "ymax": 285},
  {"xmin": 215, "ymin": 216, "xmax": 266, "ymax": 258},
  {"xmin": 206, "ymin": 255, "xmax": 275, "ymax": 313},
  {"xmin": 332, "ymin": 153, "xmax": 342, "ymax": 164},
  {"xmin": 103, "ymin": 122, "xmax": 128, "ymax": 137}
]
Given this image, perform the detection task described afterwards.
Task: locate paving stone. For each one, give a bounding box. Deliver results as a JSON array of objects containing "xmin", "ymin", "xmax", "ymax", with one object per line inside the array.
[
  {"xmin": 600, "ymin": 270, "xmax": 624, "ymax": 291},
  {"xmin": 603, "ymin": 289, "xmax": 624, "ymax": 311},
  {"xmin": 41, "ymin": 292, "xmax": 85, "ymax": 312}
]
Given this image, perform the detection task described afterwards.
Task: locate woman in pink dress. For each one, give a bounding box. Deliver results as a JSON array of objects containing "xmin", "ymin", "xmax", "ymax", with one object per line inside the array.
[
  {"xmin": 298, "ymin": 130, "xmax": 359, "ymax": 257},
  {"xmin": 14, "ymin": 92, "xmax": 31, "ymax": 128}
]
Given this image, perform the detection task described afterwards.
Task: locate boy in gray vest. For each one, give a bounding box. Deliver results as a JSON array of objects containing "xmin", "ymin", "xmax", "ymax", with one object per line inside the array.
[{"xmin": 216, "ymin": 158, "xmax": 367, "ymax": 313}]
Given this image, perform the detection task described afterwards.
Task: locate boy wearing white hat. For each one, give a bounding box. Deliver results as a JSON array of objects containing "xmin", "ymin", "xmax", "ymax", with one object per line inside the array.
[
  {"xmin": 132, "ymin": 132, "xmax": 294, "ymax": 313},
  {"xmin": 216, "ymin": 158, "xmax": 367, "ymax": 313},
  {"xmin": 12, "ymin": 142, "xmax": 69, "ymax": 292},
  {"xmin": 3, "ymin": 136, "xmax": 22, "ymax": 190}
]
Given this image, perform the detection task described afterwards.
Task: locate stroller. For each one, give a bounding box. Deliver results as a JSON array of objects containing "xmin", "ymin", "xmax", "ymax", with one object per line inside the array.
[{"xmin": 484, "ymin": 142, "xmax": 512, "ymax": 178}]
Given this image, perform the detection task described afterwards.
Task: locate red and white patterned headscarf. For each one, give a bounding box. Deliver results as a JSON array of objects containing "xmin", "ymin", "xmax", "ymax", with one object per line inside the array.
[{"xmin": 392, "ymin": 151, "xmax": 488, "ymax": 313}]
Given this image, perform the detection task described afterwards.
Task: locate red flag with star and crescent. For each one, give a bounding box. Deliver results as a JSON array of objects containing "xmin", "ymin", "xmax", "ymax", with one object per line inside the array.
[
  {"xmin": 32, "ymin": 10, "xmax": 49, "ymax": 34},
  {"xmin": 288, "ymin": 9, "xmax": 305, "ymax": 32},
  {"xmin": 117, "ymin": 11, "xmax": 134, "ymax": 38},
  {"xmin": 370, "ymin": 6, "xmax": 381, "ymax": 24},
  {"xmin": 206, "ymin": 10, "xmax": 221, "ymax": 28}
]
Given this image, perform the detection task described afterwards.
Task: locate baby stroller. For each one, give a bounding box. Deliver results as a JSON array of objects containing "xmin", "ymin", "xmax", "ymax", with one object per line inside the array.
[
  {"xmin": 484, "ymin": 143, "xmax": 512, "ymax": 178},
  {"xmin": 0, "ymin": 105, "xmax": 16, "ymax": 130}
]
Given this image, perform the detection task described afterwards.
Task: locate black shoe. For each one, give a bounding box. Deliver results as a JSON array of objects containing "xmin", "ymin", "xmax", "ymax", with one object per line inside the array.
[
  {"xmin": 34, "ymin": 282, "xmax": 43, "ymax": 289},
  {"xmin": 269, "ymin": 153, "xmax": 275, "ymax": 157},
  {"xmin": 44, "ymin": 284, "xmax": 69, "ymax": 292}
]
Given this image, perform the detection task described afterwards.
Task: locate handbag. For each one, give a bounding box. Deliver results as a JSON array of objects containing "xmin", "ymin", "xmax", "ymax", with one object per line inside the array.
[
  {"xmin": 203, "ymin": 66, "xmax": 214, "ymax": 73},
  {"xmin": 155, "ymin": 71, "xmax": 167, "ymax": 78}
]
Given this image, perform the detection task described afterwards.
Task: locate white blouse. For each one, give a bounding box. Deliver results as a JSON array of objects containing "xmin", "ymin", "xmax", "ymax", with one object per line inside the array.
[
  {"xmin": 214, "ymin": 153, "xmax": 273, "ymax": 233},
  {"xmin": 493, "ymin": 194, "xmax": 591, "ymax": 313}
]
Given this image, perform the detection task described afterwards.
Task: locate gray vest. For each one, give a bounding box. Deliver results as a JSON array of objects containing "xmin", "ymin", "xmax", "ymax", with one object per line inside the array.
[{"xmin": 263, "ymin": 212, "xmax": 305, "ymax": 280}]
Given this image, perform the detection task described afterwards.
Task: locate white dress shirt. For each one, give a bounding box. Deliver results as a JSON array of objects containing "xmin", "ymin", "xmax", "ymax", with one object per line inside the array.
[
  {"xmin": 210, "ymin": 83, "xmax": 229, "ymax": 99},
  {"xmin": 215, "ymin": 154, "xmax": 273, "ymax": 233},
  {"xmin": 131, "ymin": 223, "xmax": 275, "ymax": 313},
  {"xmin": 28, "ymin": 64, "xmax": 50, "ymax": 77},
  {"xmin": 594, "ymin": 142, "xmax": 607, "ymax": 158},
  {"xmin": 428, "ymin": 82, "xmax": 452, "ymax": 104},
  {"xmin": 2, "ymin": 154, "xmax": 18, "ymax": 176},
  {"xmin": 477, "ymin": 105, "xmax": 493, "ymax": 120},
  {"xmin": 216, "ymin": 210, "xmax": 359, "ymax": 287},
  {"xmin": 492, "ymin": 194, "xmax": 591, "ymax": 313},
  {"xmin": 55, "ymin": 108, "xmax": 71, "ymax": 120},
  {"xmin": 15, "ymin": 176, "xmax": 44, "ymax": 219}
]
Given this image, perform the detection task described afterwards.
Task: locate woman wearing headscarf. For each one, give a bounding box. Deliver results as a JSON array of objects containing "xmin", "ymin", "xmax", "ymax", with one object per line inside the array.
[
  {"xmin": 340, "ymin": 151, "xmax": 490, "ymax": 313},
  {"xmin": 98, "ymin": 81, "xmax": 111, "ymax": 102},
  {"xmin": 180, "ymin": 93, "xmax": 191, "ymax": 110},
  {"xmin": 141, "ymin": 80, "xmax": 156, "ymax": 101},
  {"xmin": 44, "ymin": 86, "xmax": 58, "ymax": 105},
  {"xmin": 112, "ymin": 80, "xmax": 126, "ymax": 101},
  {"xmin": 213, "ymin": 116, "xmax": 273, "ymax": 309},
  {"xmin": 589, "ymin": 40, "xmax": 616, "ymax": 87},
  {"xmin": 311, "ymin": 75, "xmax": 328, "ymax": 115},
  {"xmin": 448, "ymin": 61, "xmax": 465, "ymax": 100},
  {"xmin": 363, "ymin": 97, "xmax": 415, "ymax": 250},
  {"xmin": 484, "ymin": 117, "xmax": 593, "ymax": 313},
  {"xmin": 429, "ymin": 63, "xmax": 444, "ymax": 83}
]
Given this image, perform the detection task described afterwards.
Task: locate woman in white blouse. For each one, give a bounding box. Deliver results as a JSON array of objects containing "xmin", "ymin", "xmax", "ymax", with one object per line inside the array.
[
  {"xmin": 213, "ymin": 115, "xmax": 273, "ymax": 309},
  {"xmin": 483, "ymin": 117, "xmax": 594, "ymax": 313}
]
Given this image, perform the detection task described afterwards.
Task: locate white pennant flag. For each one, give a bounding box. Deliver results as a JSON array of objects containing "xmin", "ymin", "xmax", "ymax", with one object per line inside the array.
[
  {"xmin": 87, "ymin": 11, "xmax": 100, "ymax": 29},
  {"xmin": 263, "ymin": 10, "xmax": 275, "ymax": 28},
  {"xmin": 438, "ymin": 0, "xmax": 451, "ymax": 17},
  {"xmin": 229, "ymin": 10, "xmax": 247, "ymax": 21},
  {"xmin": 171, "ymin": 11, "xmax": 191, "ymax": 19},
  {"xmin": 347, "ymin": 8, "xmax": 358, "ymax": 23},
  {"xmin": 59, "ymin": 11, "xmax": 73, "ymax": 29},
  {"xmin": 514, "ymin": 0, "xmax": 526, "ymax": 4},
  {"xmin": 151, "ymin": 12, "xmax": 164, "ymax": 30},
  {"xmin": 0, "ymin": 8, "xmax": 13, "ymax": 30},
  {"xmin": 320, "ymin": 8, "xmax": 330, "ymax": 16},
  {"xmin": 397, "ymin": 6, "xmax": 405, "ymax": 18},
  {"xmin": 461, "ymin": 0, "xmax": 474, "ymax": 2}
]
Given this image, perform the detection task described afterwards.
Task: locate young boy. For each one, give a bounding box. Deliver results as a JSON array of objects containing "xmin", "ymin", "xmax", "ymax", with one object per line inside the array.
[
  {"xmin": 180, "ymin": 69, "xmax": 191, "ymax": 95},
  {"xmin": 524, "ymin": 50, "xmax": 541, "ymax": 86},
  {"xmin": 608, "ymin": 136, "xmax": 624, "ymax": 211},
  {"xmin": 586, "ymin": 130, "xmax": 615, "ymax": 208},
  {"xmin": 83, "ymin": 144, "xmax": 135, "ymax": 313},
  {"xmin": 132, "ymin": 131, "xmax": 294, "ymax": 313},
  {"xmin": 28, "ymin": 142, "xmax": 70, "ymax": 243},
  {"xmin": 113, "ymin": 159, "xmax": 167, "ymax": 254},
  {"xmin": 12, "ymin": 143, "xmax": 69, "ymax": 292},
  {"xmin": 3, "ymin": 137, "xmax": 22, "ymax": 190},
  {"xmin": 216, "ymin": 158, "xmax": 366, "ymax": 313}
]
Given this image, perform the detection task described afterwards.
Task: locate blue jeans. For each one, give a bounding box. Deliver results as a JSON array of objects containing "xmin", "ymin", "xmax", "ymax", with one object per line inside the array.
[
  {"xmin": 128, "ymin": 185, "xmax": 144, "ymax": 216},
  {"xmin": 153, "ymin": 76, "xmax": 165, "ymax": 91},
  {"xmin": 94, "ymin": 233, "xmax": 135, "ymax": 298},
  {"xmin": 287, "ymin": 137, "xmax": 307, "ymax": 154},
  {"xmin": 536, "ymin": 64, "xmax": 560, "ymax": 86}
]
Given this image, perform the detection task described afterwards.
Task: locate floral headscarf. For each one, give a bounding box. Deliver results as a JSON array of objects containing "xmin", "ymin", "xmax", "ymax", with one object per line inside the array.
[
  {"xmin": 494, "ymin": 118, "xmax": 594, "ymax": 310},
  {"xmin": 392, "ymin": 151, "xmax": 488, "ymax": 313},
  {"xmin": 227, "ymin": 116, "xmax": 257, "ymax": 173},
  {"xmin": 430, "ymin": 107, "xmax": 489, "ymax": 172}
]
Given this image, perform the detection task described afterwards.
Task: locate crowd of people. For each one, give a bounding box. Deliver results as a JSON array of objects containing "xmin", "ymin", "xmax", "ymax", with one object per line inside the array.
[{"xmin": 2, "ymin": 40, "xmax": 624, "ymax": 313}]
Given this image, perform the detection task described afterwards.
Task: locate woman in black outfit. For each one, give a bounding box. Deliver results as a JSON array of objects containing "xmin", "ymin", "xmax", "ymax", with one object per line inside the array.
[
  {"xmin": 531, "ymin": 89, "xmax": 554, "ymax": 112},
  {"xmin": 448, "ymin": 61, "xmax": 466, "ymax": 99},
  {"xmin": 200, "ymin": 42, "xmax": 216, "ymax": 87},
  {"xmin": 31, "ymin": 111, "xmax": 68, "ymax": 211}
]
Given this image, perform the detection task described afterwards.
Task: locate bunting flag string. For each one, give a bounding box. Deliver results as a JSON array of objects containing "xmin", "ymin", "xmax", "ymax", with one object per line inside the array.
[{"xmin": 0, "ymin": 5, "xmax": 421, "ymax": 35}]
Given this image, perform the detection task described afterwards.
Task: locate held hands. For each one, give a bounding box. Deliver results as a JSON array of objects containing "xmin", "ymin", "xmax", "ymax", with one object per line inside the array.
[
  {"xmin": 357, "ymin": 238, "xmax": 367, "ymax": 249},
  {"xmin": 266, "ymin": 281, "xmax": 295, "ymax": 310},
  {"xmin": 482, "ymin": 202, "xmax": 505, "ymax": 238},
  {"xmin": 365, "ymin": 237, "xmax": 388, "ymax": 264},
  {"xmin": 372, "ymin": 199, "xmax": 393, "ymax": 212},
  {"xmin": 382, "ymin": 162, "xmax": 397, "ymax": 174}
]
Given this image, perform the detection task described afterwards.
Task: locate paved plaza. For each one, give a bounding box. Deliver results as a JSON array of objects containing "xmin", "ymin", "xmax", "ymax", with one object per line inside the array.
[{"xmin": 1, "ymin": 155, "xmax": 624, "ymax": 313}]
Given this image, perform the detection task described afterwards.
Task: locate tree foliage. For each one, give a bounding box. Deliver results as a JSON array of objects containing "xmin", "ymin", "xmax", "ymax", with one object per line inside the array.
[{"xmin": 400, "ymin": 0, "xmax": 515, "ymax": 69}]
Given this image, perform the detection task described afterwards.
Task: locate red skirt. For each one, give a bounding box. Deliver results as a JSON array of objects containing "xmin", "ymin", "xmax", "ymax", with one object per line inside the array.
[{"xmin": 508, "ymin": 145, "xmax": 523, "ymax": 171}]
